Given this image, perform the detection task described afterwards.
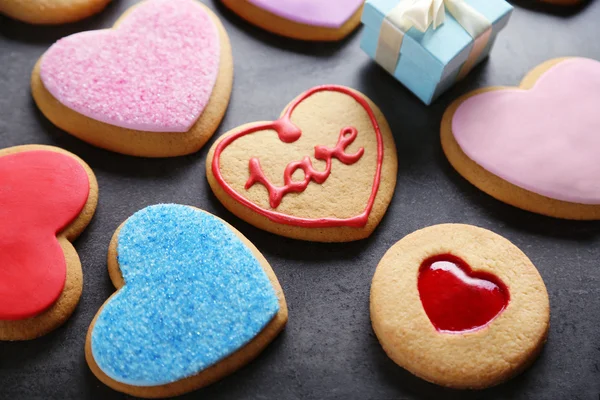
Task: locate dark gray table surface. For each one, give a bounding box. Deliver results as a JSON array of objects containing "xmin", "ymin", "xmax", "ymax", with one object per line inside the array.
[{"xmin": 1, "ymin": 1, "xmax": 599, "ymax": 399}]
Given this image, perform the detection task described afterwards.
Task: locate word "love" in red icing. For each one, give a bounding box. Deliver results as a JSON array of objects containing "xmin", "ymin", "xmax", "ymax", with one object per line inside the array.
[
  {"xmin": 211, "ymin": 85, "xmax": 384, "ymax": 228},
  {"xmin": 245, "ymin": 127, "xmax": 364, "ymax": 208}
]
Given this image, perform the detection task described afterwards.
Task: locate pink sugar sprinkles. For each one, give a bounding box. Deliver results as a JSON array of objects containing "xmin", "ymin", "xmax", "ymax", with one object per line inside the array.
[{"xmin": 40, "ymin": 0, "xmax": 220, "ymax": 133}]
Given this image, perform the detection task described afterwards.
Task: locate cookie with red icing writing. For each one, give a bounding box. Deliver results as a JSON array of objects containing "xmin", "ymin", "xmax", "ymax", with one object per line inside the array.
[
  {"xmin": 206, "ymin": 85, "xmax": 398, "ymax": 242},
  {"xmin": 371, "ymin": 224, "xmax": 549, "ymax": 389},
  {"xmin": 442, "ymin": 57, "xmax": 600, "ymax": 220},
  {"xmin": 0, "ymin": 0, "xmax": 111, "ymax": 25},
  {"xmin": 31, "ymin": 0, "xmax": 233, "ymax": 157},
  {"xmin": 0, "ymin": 145, "xmax": 98, "ymax": 341},
  {"xmin": 220, "ymin": 0, "xmax": 364, "ymax": 41}
]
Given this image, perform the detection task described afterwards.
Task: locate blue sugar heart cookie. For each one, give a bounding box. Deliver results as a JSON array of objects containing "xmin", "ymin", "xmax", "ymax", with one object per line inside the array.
[{"xmin": 86, "ymin": 204, "xmax": 286, "ymax": 397}]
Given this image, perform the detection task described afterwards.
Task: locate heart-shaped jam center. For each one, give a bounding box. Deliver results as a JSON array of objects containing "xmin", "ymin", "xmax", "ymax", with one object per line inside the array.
[{"xmin": 418, "ymin": 254, "xmax": 509, "ymax": 333}]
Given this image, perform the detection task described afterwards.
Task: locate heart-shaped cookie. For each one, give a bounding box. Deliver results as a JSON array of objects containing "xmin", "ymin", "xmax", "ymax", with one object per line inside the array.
[
  {"xmin": 206, "ymin": 85, "xmax": 398, "ymax": 242},
  {"xmin": 86, "ymin": 204, "xmax": 287, "ymax": 398},
  {"xmin": 371, "ymin": 224, "xmax": 549, "ymax": 389},
  {"xmin": 0, "ymin": 0, "xmax": 111, "ymax": 24},
  {"xmin": 220, "ymin": 0, "xmax": 364, "ymax": 41},
  {"xmin": 32, "ymin": 0, "xmax": 233, "ymax": 157},
  {"xmin": 442, "ymin": 57, "xmax": 600, "ymax": 219},
  {"xmin": 418, "ymin": 254, "xmax": 509, "ymax": 333},
  {"xmin": 0, "ymin": 145, "xmax": 98, "ymax": 341}
]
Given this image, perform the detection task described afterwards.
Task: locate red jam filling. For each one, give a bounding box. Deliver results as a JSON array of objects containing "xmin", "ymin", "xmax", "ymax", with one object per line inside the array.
[{"xmin": 417, "ymin": 254, "xmax": 510, "ymax": 333}]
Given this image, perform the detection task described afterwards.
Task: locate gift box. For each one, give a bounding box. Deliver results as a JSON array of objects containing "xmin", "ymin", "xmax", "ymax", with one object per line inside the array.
[{"xmin": 361, "ymin": 0, "xmax": 513, "ymax": 105}]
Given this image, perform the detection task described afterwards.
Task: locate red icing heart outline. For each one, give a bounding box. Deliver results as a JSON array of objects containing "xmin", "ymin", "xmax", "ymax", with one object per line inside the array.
[
  {"xmin": 211, "ymin": 85, "xmax": 384, "ymax": 228},
  {"xmin": 0, "ymin": 150, "xmax": 90, "ymax": 320},
  {"xmin": 418, "ymin": 254, "xmax": 510, "ymax": 333}
]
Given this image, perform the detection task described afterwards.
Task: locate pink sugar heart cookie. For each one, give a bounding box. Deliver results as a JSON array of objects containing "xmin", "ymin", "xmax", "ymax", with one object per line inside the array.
[
  {"xmin": 206, "ymin": 85, "xmax": 398, "ymax": 242},
  {"xmin": 441, "ymin": 57, "xmax": 600, "ymax": 220},
  {"xmin": 31, "ymin": 0, "xmax": 233, "ymax": 158},
  {"xmin": 220, "ymin": 0, "xmax": 364, "ymax": 41}
]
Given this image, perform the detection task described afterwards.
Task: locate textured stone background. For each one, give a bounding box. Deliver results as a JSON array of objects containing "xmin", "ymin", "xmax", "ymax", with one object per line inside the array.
[{"xmin": 0, "ymin": 1, "xmax": 599, "ymax": 399}]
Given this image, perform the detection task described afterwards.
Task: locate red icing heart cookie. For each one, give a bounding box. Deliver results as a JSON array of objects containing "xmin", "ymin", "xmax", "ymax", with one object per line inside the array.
[
  {"xmin": 418, "ymin": 255, "xmax": 509, "ymax": 333},
  {"xmin": 0, "ymin": 145, "xmax": 98, "ymax": 340},
  {"xmin": 206, "ymin": 85, "xmax": 398, "ymax": 242},
  {"xmin": 371, "ymin": 224, "xmax": 549, "ymax": 389}
]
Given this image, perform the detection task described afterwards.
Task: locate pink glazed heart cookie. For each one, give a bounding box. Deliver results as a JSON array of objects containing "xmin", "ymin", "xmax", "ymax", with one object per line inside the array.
[
  {"xmin": 206, "ymin": 85, "xmax": 398, "ymax": 242},
  {"xmin": 441, "ymin": 58, "xmax": 600, "ymax": 219},
  {"xmin": 371, "ymin": 224, "xmax": 550, "ymax": 389},
  {"xmin": 31, "ymin": 0, "xmax": 233, "ymax": 158},
  {"xmin": 220, "ymin": 0, "xmax": 364, "ymax": 41}
]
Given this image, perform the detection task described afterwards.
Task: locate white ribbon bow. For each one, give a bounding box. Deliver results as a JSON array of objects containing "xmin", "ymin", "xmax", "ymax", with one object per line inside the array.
[
  {"xmin": 392, "ymin": 0, "xmax": 446, "ymax": 32},
  {"xmin": 375, "ymin": 0, "xmax": 492, "ymax": 79}
]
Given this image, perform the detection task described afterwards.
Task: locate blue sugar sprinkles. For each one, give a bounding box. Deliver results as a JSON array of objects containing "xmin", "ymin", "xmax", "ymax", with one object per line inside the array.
[{"xmin": 90, "ymin": 204, "xmax": 280, "ymax": 386}]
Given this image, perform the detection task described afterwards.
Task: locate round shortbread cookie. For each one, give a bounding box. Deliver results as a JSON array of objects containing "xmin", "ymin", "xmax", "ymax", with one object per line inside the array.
[
  {"xmin": 441, "ymin": 57, "xmax": 600, "ymax": 220},
  {"xmin": 85, "ymin": 204, "xmax": 287, "ymax": 398},
  {"xmin": 31, "ymin": 0, "xmax": 233, "ymax": 158},
  {"xmin": 371, "ymin": 224, "xmax": 550, "ymax": 389},
  {"xmin": 0, "ymin": 145, "xmax": 98, "ymax": 341},
  {"xmin": 220, "ymin": 0, "xmax": 363, "ymax": 41},
  {"xmin": 206, "ymin": 85, "xmax": 398, "ymax": 242},
  {"xmin": 0, "ymin": 0, "xmax": 111, "ymax": 25}
]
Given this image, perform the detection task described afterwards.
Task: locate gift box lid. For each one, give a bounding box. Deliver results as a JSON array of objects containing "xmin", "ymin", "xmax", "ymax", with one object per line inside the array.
[{"xmin": 362, "ymin": 0, "xmax": 513, "ymax": 80}]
